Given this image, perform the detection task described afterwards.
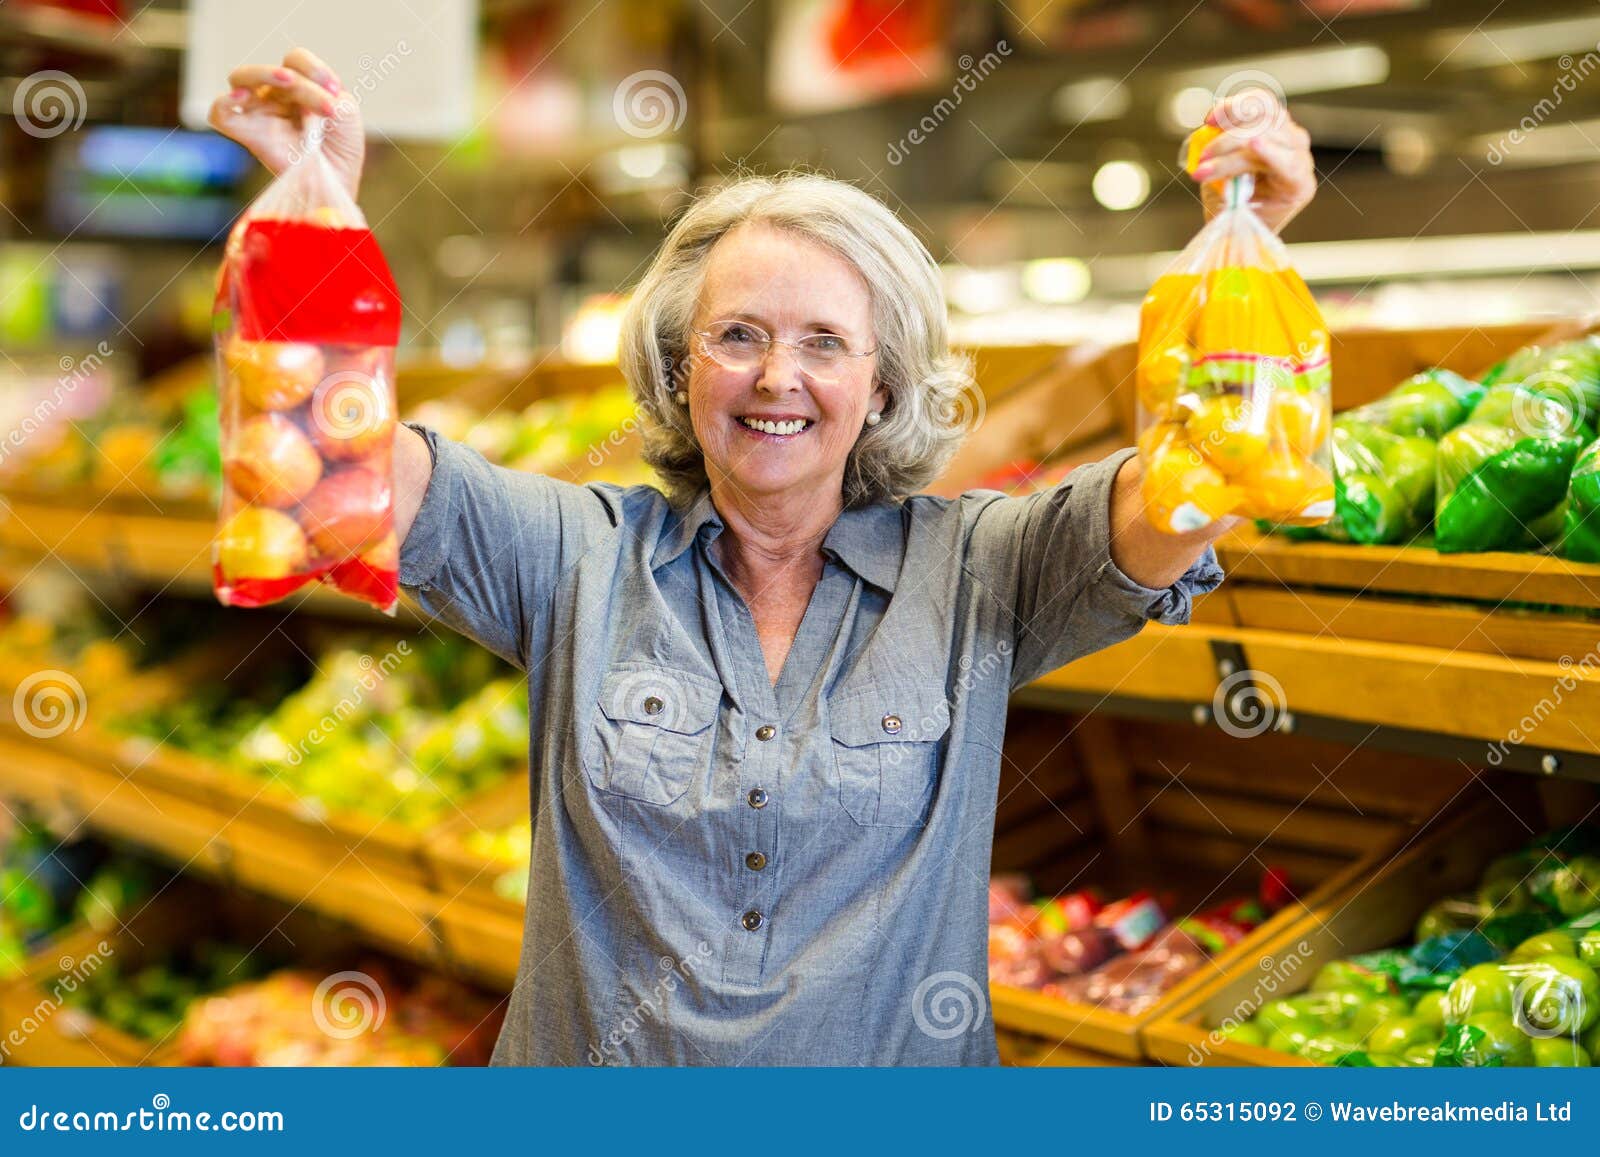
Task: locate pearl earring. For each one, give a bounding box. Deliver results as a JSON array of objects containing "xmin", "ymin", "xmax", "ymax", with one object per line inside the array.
[
  {"xmin": 864, "ymin": 411, "xmax": 881, "ymax": 427},
  {"xmin": 674, "ymin": 390, "xmax": 688, "ymax": 405}
]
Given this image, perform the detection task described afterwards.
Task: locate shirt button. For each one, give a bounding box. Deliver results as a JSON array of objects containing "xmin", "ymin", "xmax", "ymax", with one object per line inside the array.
[
  {"xmin": 643, "ymin": 696, "xmax": 664, "ymax": 716},
  {"xmin": 747, "ymin": 787, "xmax": 768, "ymax": 809},
  {"xmin": 741, "ymin": 910, "xmax": 764, "ymax": 931},
  {"xmin": 882, "ymin": 713, "xmax": 903, "ymax": 735},
  {"xmin": 745, "ymin": 851, "xmax": 767, "ymax": 871},
  {"xmin": 755, "ymin": 724, "xmax": 776, "ymax": 741}
]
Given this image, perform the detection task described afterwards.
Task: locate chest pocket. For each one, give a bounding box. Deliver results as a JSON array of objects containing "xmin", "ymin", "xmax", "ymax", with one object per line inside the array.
[
  {"xmin": 588, "ymin": 665, "xmax": 722, "ymax": 806},
  {"xmin": 829, "ymin": 684, "xmax": 951, "ymax": 827}
]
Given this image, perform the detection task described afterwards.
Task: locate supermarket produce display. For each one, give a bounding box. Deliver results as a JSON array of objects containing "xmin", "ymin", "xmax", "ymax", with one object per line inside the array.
[
  {"xmin": 0, "ymin": 815, "xmax": 156, "ymax": 979},
  {"xmin": 989, "ymin": 870, "xmax": 1294, "ymax": 1016},
  {"xmin": 1215, "ymin": 825, "xmax": 1600, "ymax": 1066}
]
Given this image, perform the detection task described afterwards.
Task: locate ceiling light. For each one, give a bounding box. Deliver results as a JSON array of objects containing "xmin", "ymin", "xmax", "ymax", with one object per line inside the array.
[{"xmin": 1092, "ymin": 160, "xmax": 1150, "ymax": 211}]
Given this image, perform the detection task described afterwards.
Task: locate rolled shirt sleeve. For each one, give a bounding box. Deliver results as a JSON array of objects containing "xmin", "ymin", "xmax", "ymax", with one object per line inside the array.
[
  {"xmin": 965, "ymin": 446, "xmax": 1224, "ymax": 688},
  {"xmin": 398, "ymin": 425, "xmax": 618, "ymax": 669}
]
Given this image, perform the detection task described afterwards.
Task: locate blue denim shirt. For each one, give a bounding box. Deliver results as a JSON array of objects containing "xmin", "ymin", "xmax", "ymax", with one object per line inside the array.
[{"xmin": 399, "ymin": 430, "xmax": 1221, "ymax": 1065}]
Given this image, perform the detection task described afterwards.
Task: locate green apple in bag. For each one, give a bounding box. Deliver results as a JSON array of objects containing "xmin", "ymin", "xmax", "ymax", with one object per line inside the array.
[{"xmin": 1563, "ymin": 438, "xmax": 1600, "ymax": 561}]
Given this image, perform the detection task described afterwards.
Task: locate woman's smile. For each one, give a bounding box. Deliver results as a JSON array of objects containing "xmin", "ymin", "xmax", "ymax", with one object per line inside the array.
[{"xmin": 735, "ymin": 414, "xmax": 815, "ymax": 439}]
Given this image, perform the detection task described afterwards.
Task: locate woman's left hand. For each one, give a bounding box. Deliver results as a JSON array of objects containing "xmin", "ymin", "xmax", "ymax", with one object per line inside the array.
[{"xmin": 1192, "ymin": 92, "xmax": 1316, "ymax": 235}]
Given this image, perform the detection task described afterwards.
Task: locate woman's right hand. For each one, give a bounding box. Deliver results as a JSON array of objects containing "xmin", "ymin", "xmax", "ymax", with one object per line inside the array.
[{"xmin": 207, "ymin": 47, "xmax": 365, "ymax": 200}]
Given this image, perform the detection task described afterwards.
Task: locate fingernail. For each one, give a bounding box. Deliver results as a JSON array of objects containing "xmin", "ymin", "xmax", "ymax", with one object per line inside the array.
[
  {"xmin": 229, "ymin": 88, "xmax": 250, "ymax": 101},
  {"xmin": 324, "ymin": 75, "xmax": 341, "ymax": 96},
  {"xmin": 321, "ymin": 99, "xmax": 336, "ymax": 116},
  {"xmin": 1194, "ymin": 164, "xmax": 1214, "ymax": 181},
  {"xmin": 271, "ymin": 68, "xmax": 292, "ymax": 84}
]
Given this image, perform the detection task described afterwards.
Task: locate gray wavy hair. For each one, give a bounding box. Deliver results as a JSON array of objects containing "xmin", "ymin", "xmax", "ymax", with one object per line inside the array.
[{"xmin": 618, "ymin": 172, "xmax": 975, "ymax": 509}]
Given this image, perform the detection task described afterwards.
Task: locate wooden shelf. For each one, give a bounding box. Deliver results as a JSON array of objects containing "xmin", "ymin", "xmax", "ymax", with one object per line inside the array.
[{"xmin": 1216, "ymin": 528, "xmax": 1600, "ymax": 613}]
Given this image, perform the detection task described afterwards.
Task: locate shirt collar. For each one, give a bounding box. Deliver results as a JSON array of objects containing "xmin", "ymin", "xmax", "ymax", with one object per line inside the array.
[{"xmin": 652, "ymin": 492, "xmax": 905, "ymax": 594}]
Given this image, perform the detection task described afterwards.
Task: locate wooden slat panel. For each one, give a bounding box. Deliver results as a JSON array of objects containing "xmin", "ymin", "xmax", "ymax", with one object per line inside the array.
[
  {"xmin": 990, "ymin": 793, "xmax": 1099, "ymax": 874},
  {"xmin": 1240, "ymin": 627, "xmax": 1600, "ymax": 755},
  {"xmin": 1230, "ymin": 586, "xmax": 1600, "ymax": 663},
  {"xmin": 1218, "ymin": 528, "xmax": 1600, "ymax": 612},
  {"xmin": 1032, "ymin": 624, "xmax": 1221, "ymax": 703},
  {"xmin": 1137, "ymin": 786, "xmax": 1406, "ymax": 857},
  {"xmin": 1145, "ymin": 831, "xmax": 1350, "ymax": 896}
]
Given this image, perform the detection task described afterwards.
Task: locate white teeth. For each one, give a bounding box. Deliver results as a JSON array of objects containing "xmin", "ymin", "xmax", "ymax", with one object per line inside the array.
[{"xmin": 741, "ymin": 417, "xmax": 808, "ymax": 436}]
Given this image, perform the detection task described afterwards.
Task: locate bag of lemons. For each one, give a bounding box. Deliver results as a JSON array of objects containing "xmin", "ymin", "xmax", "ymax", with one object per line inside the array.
[{"xmin": 1136, "ymin": 124, "xmax": 1334, "ymax": 535}]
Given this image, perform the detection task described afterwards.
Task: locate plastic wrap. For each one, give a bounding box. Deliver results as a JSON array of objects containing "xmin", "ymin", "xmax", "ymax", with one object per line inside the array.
[
  {"xmin": 1278, "ymin": 370, "xmax": 1480, "ymax": 544},
  {"xmin": 1134, "ymin": 129, "xmax": 1333, "ymax": 534},
  {"xmin": 1562, "ymin": 438, "xmax": 1600, "ymax": 561},
  {"xmin": 1434, "ymin": 383, "xmax": 1588, "ymax": 553},
  {"xmin": 212, "ymin": 118, "xmax": 402, "ymax": 613},
  {"xmin": 1489, "ymin": 336, "xmax": 1600, "ymax": 429}
]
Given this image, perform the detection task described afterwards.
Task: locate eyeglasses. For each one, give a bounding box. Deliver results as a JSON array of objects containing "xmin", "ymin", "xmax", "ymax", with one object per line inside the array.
[{"xmin": 692, "ymin": 320, "xmax": 877, "ymax": 382}]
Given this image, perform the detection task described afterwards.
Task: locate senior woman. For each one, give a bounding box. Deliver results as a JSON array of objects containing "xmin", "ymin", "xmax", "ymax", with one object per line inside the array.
[{"xmin": 212, "ymin": 49, "xmax": 1316, "ymax": 1066}]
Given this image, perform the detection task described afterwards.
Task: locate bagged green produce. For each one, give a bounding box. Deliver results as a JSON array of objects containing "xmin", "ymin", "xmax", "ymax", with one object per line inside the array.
[
  {"xmin": 1489, "ymin": 336, "xmax": 1600, "ymax": 427},
  {"xmin": 1266, "ymin": 370, "xmax": 1478, "ymax": 544},
  {"xmin": 1434, "ymin": 384, "xmax": 1588, "ymax": 553},
  {"xmin": 1562, "ymin": 437, "xmax": 1600, "ymax": 561}
]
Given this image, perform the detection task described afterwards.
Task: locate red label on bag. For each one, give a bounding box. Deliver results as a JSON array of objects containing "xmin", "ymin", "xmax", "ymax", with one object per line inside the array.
[{"xmin": 232, "ymin": 220, "xmax": 401, "ymax": 346}]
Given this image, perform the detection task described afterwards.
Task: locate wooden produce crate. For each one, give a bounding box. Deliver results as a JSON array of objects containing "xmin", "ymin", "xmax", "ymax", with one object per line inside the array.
[
  {"xmin": 985, "ymin": 710, "xmax": 1481, "ymax": 1061},
  {"xmin": 0, "ymin": 887, "xmax": 210, "ymax": 1066},
  {"xmin": 423, "ymin": 777, "xmax": 527, "ymax": 986},
  {"xmin": 1141, "ymin": 788, "xmax": 1554, "ymax": 1067}
]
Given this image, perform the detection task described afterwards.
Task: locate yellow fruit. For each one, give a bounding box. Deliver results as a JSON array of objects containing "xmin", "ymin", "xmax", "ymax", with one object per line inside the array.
[
  {"xmin": 1184, "ymin": 125, "xmax": 1223, "ymax": 176},
  {"xmin": 1236, "ymin": 451, "xmax": 1334, "ymax": 522},
  {"xmin": 1273, "ymin": 390, "xmax": 1330, "ymax": 456},
  {"xmin": 1142, "ymin": 437, "xmax": 1241, "ymax": 533},
  {"xmin": 216, "ymin": 507, "xmax": 309, "ymax": 582},
  {"xmin": 1187, "ymin": 394, "xmax": 1270, "ymax": 476}
]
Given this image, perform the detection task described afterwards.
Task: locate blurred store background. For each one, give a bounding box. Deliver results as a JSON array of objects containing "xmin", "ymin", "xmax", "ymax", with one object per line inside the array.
[
  {"xmin": 10, "ymin": 0, "xmax": 1600, "ymax": 385},
  {"xmin": 6, "ymin": 0, "xmax": 1600, "ymax": 1071}
]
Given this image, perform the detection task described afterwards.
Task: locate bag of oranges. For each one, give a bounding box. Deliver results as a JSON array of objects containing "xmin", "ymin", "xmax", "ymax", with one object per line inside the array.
[
  {"xmin": 1135, "ymin": 126, "xmax": 1334, "ymax": 535},
  {"xmin": 212, "ymin": 117, "xmax": 402, "ymax": 613}
]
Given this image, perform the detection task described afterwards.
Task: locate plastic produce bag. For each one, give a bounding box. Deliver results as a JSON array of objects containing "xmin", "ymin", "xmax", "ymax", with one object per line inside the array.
[
  {"xmin": 212, "ymin": 118, "xmax": 402, "ymax": 613},
  {"xmin": 1135, "ymin": 127, "xmax": 1334, "ymax": 534},
  {"xmin": 1434, "ymin": 383, "xmax": 1588, "ymax": 553},
  {"xmin": 1562, "ymin": 437, "xmax": 1600, "ymax": 561},
  {"xmin": 1305, "ymin": 370, "xmax": 1481, "ymax": 544},
  {"xmin": 1488, "ymin": 336, "xmax": 1600, "ymax": 428}
]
